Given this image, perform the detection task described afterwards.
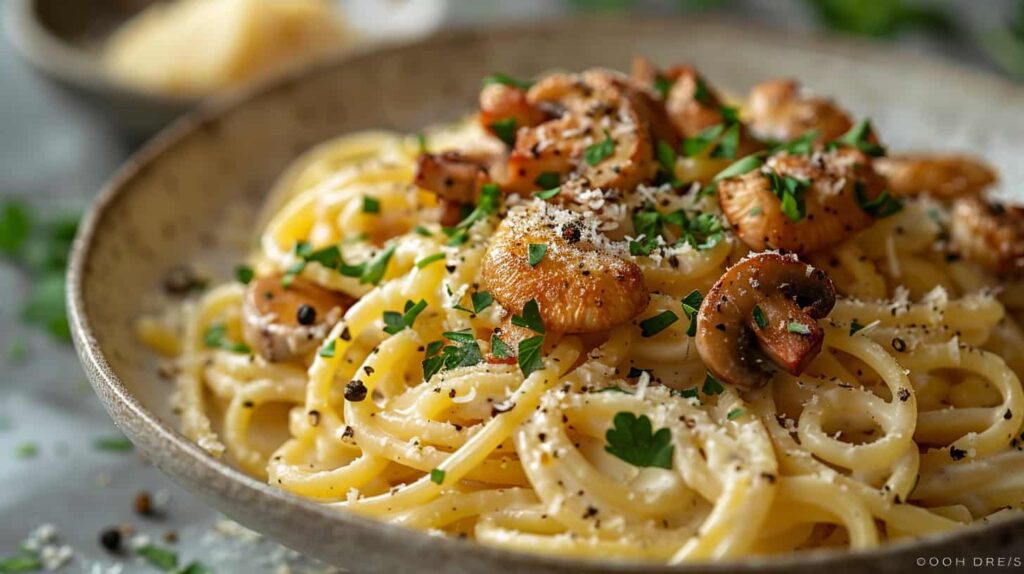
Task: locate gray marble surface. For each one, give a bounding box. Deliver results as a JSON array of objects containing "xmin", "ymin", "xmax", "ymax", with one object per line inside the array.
[{"xmin": 1, "ymin": 0, "xmax": 1022, "ymax": 572}]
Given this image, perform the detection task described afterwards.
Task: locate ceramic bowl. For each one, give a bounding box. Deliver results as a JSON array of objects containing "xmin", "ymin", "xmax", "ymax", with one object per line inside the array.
[{"xmin": 68, "ymin": 18, "xmax": 1024, "ymax": 574}]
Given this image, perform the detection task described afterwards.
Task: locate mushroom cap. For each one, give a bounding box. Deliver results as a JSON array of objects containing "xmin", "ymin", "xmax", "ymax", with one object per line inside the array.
[
  {"xmin": 718, "ymin": 148, "xmax": 883, "ymax": 255},
  {"xmin": 695, "ymin": 252, "xmax": 836, "ymax": 390},
  {"xmin": 746, "ymin": 79, "xmax": 853, "ymax": 143},
  {"xmin": 242, "ymin": 274, "xmax": 353, "ymax": 362},
  {"xmin": 950, "ymin": 197, "xmax": 1024, "ymax": 277},
  {"xmin": 482, "ymin": 204, "xmax": 650, "ymax": 334},
  {"xmin": 875, "ymin": 154, "xmax": 997, "ymax": 199}
]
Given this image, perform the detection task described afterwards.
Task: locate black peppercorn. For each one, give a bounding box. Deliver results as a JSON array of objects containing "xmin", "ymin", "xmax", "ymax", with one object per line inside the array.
[
  {"xmin": 344, "ymin": 380, "xmax": 368, "ymax": 402},
  {"xmin": 296, "ymin": 304, "xmax": 317, "ymax": 325},
  {"xmin": 99, "ymin": 528, "xmax": 122, "ymax": 553}
]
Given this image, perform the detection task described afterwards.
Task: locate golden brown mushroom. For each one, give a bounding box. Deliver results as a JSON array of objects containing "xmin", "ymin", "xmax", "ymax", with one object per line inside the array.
[
  {"xmin": 414, "ymin": 151, "xmax": 490, "ymax": 205},
  {"xmin": 478, "ymin": 82, "xmax": 547, "ymax": 140},
  {"xmin": 499, "ymin": 69, "xmax": 657, "ymax": 193},
  {"xmin": 717, "ymin": 147, "xmax": 887, "ymax": 255},
  {"xmin": 242, "ymin": 275, "xmax": 354, "ymax": 362},
  {"xmin": 696, "ymin": 252, "xmax": 836, "ymax": 390},
  {"xmin": 747, "ymin": 79, "xmax": 853, "ymax": 143},
  {"xmin": 874, "ymin": 154, "xmax": 997, "ymax": 199},
  {"xmin": 950, "ymin": 197, "xmax": 1024, "ymax": 277},
  {"xmin": 482, "ymin": 204, "xmax": 649, "ymax": 334}
]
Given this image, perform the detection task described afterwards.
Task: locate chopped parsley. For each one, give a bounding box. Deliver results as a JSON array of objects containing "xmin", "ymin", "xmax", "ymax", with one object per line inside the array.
[
  {"xmin": 285, "ymin": 241, "xmax": 395, "ymax": 286},
  {"xmin": 136, "ymin": 544, "xmax": 178, "ymax": 571},
  {"xmin": 416, "ymin": 133, "xmax": 428, "ymax": 154},
  {"xmin": 834, "ymin": 119, "xmax": 886, "ymax": 157},
  {"xmin": 676, "ymin": 387, "xmax": 700, "ymax": 401},
  {"xmin": 702, "ymin": 372, "xmax": 724, "ymax": 396},
  {"xmin": 470, "ymin": 291, "xmax": 494, "ymax": 313},
  {"xmin": 766, "ymin": 170, "xmax": 809, "ymax": 222},
  {"xmin": 850, "ymin": 319, "xmax": 866, "ymax": 336},
  {"xmin": 726, "ymin": 408, "xmax": 745, "ymax": 420},
  {"xmin": 534, "ymin": 171, "xmax": 561, "ymax": 190},
  {"xmin": 318, "ymin": 339, "xmax": 336, "ymax": 358},
  {"xmin": 93, "ymin": 436, "xmax": 134, "ymax": 452},
  {"xmin": 534, "ymin": 187, "xmax": 561, "ymax": 200},
  {"xmin": 639, "ymin": 310, "xmax": 678, "ymax": 337},
  {"xmin": 656, "ymin": 140, "xmax": 681, "ymax": 187},
  {"xmin": 604, "ymin": 412, "xmax": 673, "ymax": 470},
  {"xmin": 0, "ymin": 201, "xmax": 30, "ymax": 254},
  {"xmin": 415, "ymin": 253, "xmax": 445, "ymax": 269},
  {"xmin": 234, "ymin": 265, "xmax": 254, "ymax": 284},
  {"xmin": 693, "ymin": 76, "xmax": 713, "ymax": 105},
  {"xmin": 422, "ymin": 331, "xmax": 483, "ymax": 381},
  {"xmin": 527, "ymin": 243, "xmax": 548, "ymax": 267},
  {"xmin": 444, "ymin": 183, "xmax": 501, "ymax": 244},
  {"xmin": 681, "ymin": 290, "xmax": 703, "ymax": 337},
  {"xmin": 15, "ymin": 442, "xmax": 37, "ymax": 459},
  {"xmin": 653, "ymin": 74, "xmax": 673, "ymax": 99},
  {"xmin": 517, "ymin": 335, "xmax": 545, "ymax": 377},
  {"xmin": 430, "ymin": 468, "xmax": 446, "ymax": 485},
  {"xmin": 203, "ymin": 324, "xmax": 250, "ymax": 354},
  {"xmin": 362, "ymin": 196, "xmax": 380, "ymax": 214},
  {"xmin": 414, "ymin": 226, "xmax": 433, "ymax": 237},
  {"xmin": 713, "ymin": 153, "xmax": 766, "ymax": 181},
  {"xmin": 383, "ymin": 299, "xmax": 427, "ymax": 335},
  {"xmin": 511, "ymin": 299, "xmax": 545, "ymax": 334},
  {"xmin": 752, "ymin": 305, "xmax": 768, "ymax": 329},
  {"xmin": 787, "ymin": 322, "xmax": 811, "ymax": 335},
  {"xmin": 490, "ymin": 117, "xmax": 518, "ymax": 146},
  {"xmin": 482, "ymin": 73, "xmax": 532, "ymax": 90},
  {"xmin": 856, "ymin": 184, "xmax": 903, "ymax": 218},
  {"xmin": 359, "ymin": 244, "xmax": 398, "ymax": 285},
  {"xmin": 584, "ymin": 130, "xmax": 616, "ymax": 166},
  {"xmin": 771, "ymin": 129, "xmax": 819, "ymax": 155},
  {"xmin": 0, "ymin": 554, "xmax": 42, "ymax": 573},
  {"xmin": 629, "ymin": 203, "xmax": 723, "ymax": 255},
  {"xmin": 490, "ymin": 333, "xmax": 512, "ymax": 359}
]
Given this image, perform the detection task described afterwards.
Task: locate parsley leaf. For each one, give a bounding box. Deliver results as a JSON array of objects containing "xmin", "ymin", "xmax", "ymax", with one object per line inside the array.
[
  {"xmin": 383, "ymin": 299, "xmax": 427, "ymax": 335},
  {"xmin": 527, "ymin": 243, "xmax": 548, "ymax": 267},
  {"xmin": 360, "ymin": 243, "xmax": 397, "ymax": 285},
  {"xmin": 318, "ymin": 339, "xmax": 336, "ymax": 358},
  {"xmin": 855, "ymin": 184, "xmax": 903, "ymax": 218},
  {"xmin": 136, "ymin": 544, "xmax": 178, "ymax": 571},
  {"xmin": 362, "ymin": 196, "xmax": 380, "ymax": 214},
  {"xmin": 490, "ymin": 117, "xmax": 517, "ymax": 146},
  {"xmin": 534, "ymin": 171, "xmax": 561, "ymax": 190},
  {"xmin": 430, "ymin": 468, "xmax": 446, "ymax": 485},
  {"xmin": 787, "ymin": 322, "xmax": 811, "ymax": 335},
  {"xmin": 20, "ymin": 274, "xmax": 70, "ymax": 341},
  {"xmin": 203, "ymin": 324, "xmax": 250, "ymax": 354},
  {"xmin": 471, "ymin": 291, "xmax": 494, "ymax": 313},
  {"xmin": 604, "ymin": 412, "xmax": 673, "ymax": 470},
  {"xmin": 681, "ymin": 124, "xmax": 724, "ymax": 157},
  {"xmin": 0, "ymin": 554, "xmax": 43, "ymax": 573},
  {"xmin": 490, "ymin": 333, "xmax": 512, "ymax": 359},
  {"xmin": 702, "ymin": 372, "xmax": 724, "ymax": 396},
  {"xmin": 415, "ymin": 253, "xmax": 445, "ymax": 269},
  {"xmin": 713, "ymin": 153, "xmax": 766, "ymax": 181},
  {"xmin": 511, "ymin": 299, "xmax": 545, "ymax": 334},
  {"xmin": 639, "ymin": 310, "xmax": 678, "ymax": 337},
  {"xmin": 771, "ymin": 129, "xmax": 819, "ymax": 155},
  {"xmin": 752, "ymin": 305, "xmax": 768, "ymax": 329},
  {"xmin": 681, "ymin": 290, "xmax": 703, "ymax": 337},
  {"xmin": 93, "ymin": 436, "xmax": 134, "ymax": 452},
  {"xmin": 727, "ymin": 408, "xmax": 745, "ymax": 420},
  {"xmin": 656, "ymin": 140, "xmax": 681, "ymax": 186},
  {"xmin": 0, "ymin": 200, "xmax": 31, "ymax": 254},
  {"xmin": 835, "ymin": 119, "xmax": 886, "ymax": 157},
  {"xmin": 534, "ymin": 187, "xmax": 561, "ymax": 200},
  {"xmin": 517, "ymin": 335, "xmax": 545, "ymax": 377},
  {"xmin": 653, "ymin": 74, "xmax": 673, "ymax": 99},
  {"xmin": 482, "ymin": 73, "xmax": 532, "ymax": 89},
  {"xmin": 767, "ymin": 170, "xmax": 809, "ymax": 222},
  {"xmin": 709, "ymin": 122, "xmax": 740, "ymax": 159},
  {"xmin": 423, "ymin": 331, "xmax": 484, "ymax": 381},
  {"xmin": 584, "ymin": 130, "xmax": 616, "ymax": 166},
  {"xmin": 235, "ymin": 265, "xmax": 254, "ymax": 284},
  {"xmin": 849, "ymin": 319, "xmax": 866, "ymax": 336}
]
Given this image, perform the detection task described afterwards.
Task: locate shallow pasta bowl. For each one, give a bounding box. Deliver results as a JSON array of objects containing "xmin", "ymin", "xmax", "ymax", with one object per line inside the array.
[{"xmin": 68, "ymin": 17, "xmax": 1024, "ymax": 574}]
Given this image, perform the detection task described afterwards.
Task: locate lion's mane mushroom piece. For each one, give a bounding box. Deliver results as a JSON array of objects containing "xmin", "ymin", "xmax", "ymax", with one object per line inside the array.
[
  {"xmin": 747, "ymin": 79, "xmax": 854, "ymax": 143},
  {"xmin": 482, "ymin": 203, "xmax": 650, "ymax": 334},
  {"xmin": 950, "ymin": 197, "xmax": 1024, "ymax": 277},
  {"xmin": 242, "ymin": 275, "xmax": 354, "ymax": 363},
  {"xmin": 874, "ymin": 154, "xmax": 997, "ymax": 199},
  {"xmin": 696, "ymin": 252, "xmax": 836, "ymax": 390},
  {"xmin": 498, "ymin": 69, "xmax": 658, "ymax": 194},
  {"xmin": 717, "ymin": 147, "xmax": 885, "ymax": 255}
]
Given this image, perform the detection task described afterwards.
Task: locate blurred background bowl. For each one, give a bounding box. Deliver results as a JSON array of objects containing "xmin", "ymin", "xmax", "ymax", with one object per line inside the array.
[{"xmin": 4, "ymin": 0, "xmax": 199, "ymax": 142}]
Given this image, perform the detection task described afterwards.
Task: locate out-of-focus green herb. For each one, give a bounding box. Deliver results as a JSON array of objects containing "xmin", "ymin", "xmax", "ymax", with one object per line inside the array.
[
  {"xmin": 983, "ymin": 1, "xmax": 1024, "ymax": 79},
  {"xmin": 0, "ymin": 199, "xmax": 81, "ymax": 343},
  {"xmin": 803, "ymin": 0, "xmax": 955, "ymax": 38}
]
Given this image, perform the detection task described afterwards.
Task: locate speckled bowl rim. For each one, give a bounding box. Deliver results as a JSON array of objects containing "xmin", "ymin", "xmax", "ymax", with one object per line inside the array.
[{"xmin": 68, "ymin": 17, "xmax": 1024, "ymax": 572}]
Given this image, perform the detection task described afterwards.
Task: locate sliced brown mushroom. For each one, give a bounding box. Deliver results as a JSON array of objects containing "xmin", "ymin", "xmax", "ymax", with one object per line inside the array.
[
  {"xmin": 482, "ymin": 204, "xmax": 649, "ymax": 334},
  {"xmin": 414, "ymin": 151, "xmax": 490, "ymax": 205},
  {"xmin": 950, "ymin": 197, "xmax": 1024, "ymax": 277},
  {"xmin": 498, "ymin": 69, "xmax": 657, "ymax": 194},
  {"xmin": 874, "ymin": 154, "xmax": 997, "ymax": 199},
  {"xmin": 242, "ymin": 274, "xmax": 354, "ymax": 362},
  {"xmin": 717, "ymin": 147, "xmax": 885, "ymax": 255},
  {"xmin": 478, "ymin": 82, "xmax": 547, "ymax": 140},
  {"xmin": 696, "ymin": 252, "xmax": 836, "ymax": 390},
  {"xmin": 747, "ymin": 79, "xmax": 853, "ymax": 143}
]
